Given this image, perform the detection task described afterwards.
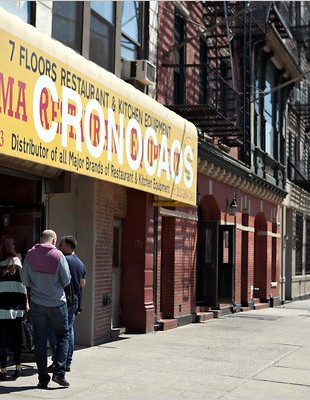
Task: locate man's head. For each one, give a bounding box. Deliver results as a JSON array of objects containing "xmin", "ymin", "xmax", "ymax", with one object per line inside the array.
[
  {"xmin": 40, "ymin": 230, "xmax": 57, "ymax": 246},
  {"xmin": 59, "ymin": 236, "xmax": 77, "ymax": 255}
]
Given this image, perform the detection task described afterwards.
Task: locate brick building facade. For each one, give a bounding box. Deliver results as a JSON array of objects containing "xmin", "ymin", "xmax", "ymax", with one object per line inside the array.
[
  {"xmin": 156, "ymin": 1, "xmax": 287, "ymax": 314},
  {"xmin": 1, "ymin": 1, "xmax": 310, "ymax": 347}
]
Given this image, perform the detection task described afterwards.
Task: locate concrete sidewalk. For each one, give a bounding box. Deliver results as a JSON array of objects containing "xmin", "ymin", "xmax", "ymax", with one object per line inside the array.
[{"xmin": 1, "ymin": 300, "xmax": 310, "ymax": 399}]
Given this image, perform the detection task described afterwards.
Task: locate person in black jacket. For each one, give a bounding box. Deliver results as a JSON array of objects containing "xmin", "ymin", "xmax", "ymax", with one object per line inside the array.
[
  {"xmin": 48, "ymin": 235, "xmax": 86, "ymax": 373},
  {"xmin": 0, "ymin": 235, "xmax": 28, "ymax": 380}
]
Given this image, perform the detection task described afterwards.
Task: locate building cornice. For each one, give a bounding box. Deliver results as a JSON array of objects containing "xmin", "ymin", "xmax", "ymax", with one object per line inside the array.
[{"xmin": 198, "ymin": 142, "xmax": 287, "ymax": 205}]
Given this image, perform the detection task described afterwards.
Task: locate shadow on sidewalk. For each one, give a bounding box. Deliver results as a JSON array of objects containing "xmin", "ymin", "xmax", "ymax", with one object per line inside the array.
[{"xmin": 0, "ymin": 364, "xmax": 69, "ymax": 394}]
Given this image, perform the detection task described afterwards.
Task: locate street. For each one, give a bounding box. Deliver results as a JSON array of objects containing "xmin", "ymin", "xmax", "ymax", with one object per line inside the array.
[{"xmin": 1, "ymin": 299, "xmax": 310, "ymax": 399}]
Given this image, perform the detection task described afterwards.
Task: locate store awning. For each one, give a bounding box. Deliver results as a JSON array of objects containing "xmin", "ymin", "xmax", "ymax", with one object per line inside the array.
[{"xmin": 0, "ymin": 8, "xmax": 197, "ymax": 206}]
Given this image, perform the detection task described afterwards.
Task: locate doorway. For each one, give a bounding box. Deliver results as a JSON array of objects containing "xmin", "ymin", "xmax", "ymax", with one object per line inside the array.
[
  {"xmin": 196, "ymin": 221, "xmax": 235, "ymax": 308},
  {"xmin": 218, "ymin": 225, "xmax": 234, "ymax": 304}
]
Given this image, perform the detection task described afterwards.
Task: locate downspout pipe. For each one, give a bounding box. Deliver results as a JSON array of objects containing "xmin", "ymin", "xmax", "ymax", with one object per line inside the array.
[{"xmin": 153, "ymin": 206, "xmax": 160, "ymax": 330}]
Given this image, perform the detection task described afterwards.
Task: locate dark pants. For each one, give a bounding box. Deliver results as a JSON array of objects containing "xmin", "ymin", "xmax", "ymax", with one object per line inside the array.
[
  {"xmin": 49, "ymin": 303, "xmax": 78, "ymax": 369},
  {"xmin": 0, "ymin": 318, "xmax": 22, "ymax": 368},
  {"xmin": 30, "ymin": 301, "xmax": 69, "ymax": 385}
]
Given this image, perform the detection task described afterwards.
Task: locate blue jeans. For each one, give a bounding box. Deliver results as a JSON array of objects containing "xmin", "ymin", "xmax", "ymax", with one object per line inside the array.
[
  {"xmin": 30, "ymin": 301, "xmax": 69, "ymax": 385},
  {"xmin": 49, "ymin": 303, "xmax": 78, "ymax": 369},
  {"xmin": 67, "ymin": 303, "xmax": 78, "ymax": 368}
]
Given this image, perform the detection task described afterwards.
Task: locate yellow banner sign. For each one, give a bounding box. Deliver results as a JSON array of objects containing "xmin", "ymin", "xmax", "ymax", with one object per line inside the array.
[{"xmin": 0, "ymin": 14, "xmax": 197, "ymax": 205}]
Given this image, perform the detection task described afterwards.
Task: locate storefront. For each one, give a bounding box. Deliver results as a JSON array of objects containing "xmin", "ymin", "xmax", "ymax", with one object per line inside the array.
[{"xmin": 0, "ymin": 9, "xmax": 197, "ymax": 344}]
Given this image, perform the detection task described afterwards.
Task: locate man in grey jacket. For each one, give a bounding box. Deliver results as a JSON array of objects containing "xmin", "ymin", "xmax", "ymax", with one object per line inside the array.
[{"xmin": 22, "ymin": 229, "xmax": 71, "ymax": 389}]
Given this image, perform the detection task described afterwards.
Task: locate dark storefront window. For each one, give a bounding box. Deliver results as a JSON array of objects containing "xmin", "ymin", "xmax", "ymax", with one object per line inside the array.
[
  {"xmin": 306, "ymin": 218, "xmax": 310, "ymax": 274},
  {"xmin": 90, "ymin": 1, "xmax": 115, "ymax": 71},
  {"xmin": 52, "ymin": 1, "xmax": 83, "ymax": 53},
  {"xmin": 121, "ymin": 1, "xmax": 141, "ymax": 60},
  {"xmin": 295, "ymin": 214, "xmax": 303, "ymax": 275}
]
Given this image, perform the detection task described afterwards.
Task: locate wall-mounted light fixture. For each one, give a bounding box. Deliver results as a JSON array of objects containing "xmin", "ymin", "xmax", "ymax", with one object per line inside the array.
[{"xmin": 228, "ymin": 193, "xmax": 238, "ymax": 216}]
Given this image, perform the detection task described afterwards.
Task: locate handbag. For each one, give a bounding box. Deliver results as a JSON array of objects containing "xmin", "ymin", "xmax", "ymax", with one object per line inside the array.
[{"xmin": 22, "ymin": 313, "xmax": 35, "ymax": 352}]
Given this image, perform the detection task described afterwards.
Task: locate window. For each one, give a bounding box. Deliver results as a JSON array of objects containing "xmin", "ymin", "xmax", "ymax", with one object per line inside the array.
[
  {"xmin": 51, "ymin": 1, "xmax": 145, "ymax": 74},
  {"xmin": 173, "ymin": 11, "xmax": 185, "ymax": 104},
  {"xmin": 264, "ymin": 67, "xmax": 274, "ymax": 156},
  {"xmin": 90, "ymin": 1, "xmax": 115, "ymax": 72},
  {"xmin": 254, "ymin": 54, "xmax": 284, "ymax": 162},
  {"xmin": 1, "ymin": 0, "xmax": 32, "ymax": 23},
  {"xmin": 52, "ymin": 1, "xmax": 83, "ymax": 53},
  {"xmin": 121, "ymin": 1, "xmax": 142, "ymax": 60},
  {"xmin": 199, "ymin": 38, "xmax": 208, "ymax": 103},
  {"xmin": 254, "ymin": 53, "xmax": 263, "ymax": 148},
  {"xmin": 295, "ymin": 214, "xmax": 303, "ymax": 275}
]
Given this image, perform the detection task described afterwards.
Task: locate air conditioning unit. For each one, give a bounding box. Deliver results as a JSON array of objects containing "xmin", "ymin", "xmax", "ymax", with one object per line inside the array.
[{"xmin": 122, "ymin": 60, "xmax": 156, "ymax": 86}]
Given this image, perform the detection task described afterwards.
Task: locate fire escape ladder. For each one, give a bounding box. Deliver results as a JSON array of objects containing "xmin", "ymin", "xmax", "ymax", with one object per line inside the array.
[
  {"xmin": 162, "ymin": 2, "xmax": 279, "ymax": 150},
  {"xmin": 164, "ymin": 1, "xmax": 244, "ymax": 148}
]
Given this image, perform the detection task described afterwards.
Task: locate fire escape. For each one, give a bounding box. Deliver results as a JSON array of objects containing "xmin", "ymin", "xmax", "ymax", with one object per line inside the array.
[
  {"xmin": 163, "ymin": 1, "xmax": 270, "ymax": 164},
  {"xmin": 287, "ymin": 2, "xmax": 310, "ymax": 191}
]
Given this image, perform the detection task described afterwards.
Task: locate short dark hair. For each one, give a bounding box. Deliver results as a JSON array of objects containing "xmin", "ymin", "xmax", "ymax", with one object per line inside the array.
[{"xmin": 63, "ymin": 236, "xmax": 77, "ymax": 250}]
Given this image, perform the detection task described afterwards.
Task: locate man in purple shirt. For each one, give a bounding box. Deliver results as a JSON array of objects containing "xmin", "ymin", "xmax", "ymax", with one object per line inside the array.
[{"xmin": 22, "ymin": 229, "xmax": 71, "ymax": 389}]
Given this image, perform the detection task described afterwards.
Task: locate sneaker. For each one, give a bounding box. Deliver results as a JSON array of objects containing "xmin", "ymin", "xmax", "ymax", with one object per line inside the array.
[
  {"xmin": 52, "ymin": 375, "xmax": 70, "ymax": 387},
  {"xmin": 37, "ymin": 381, "xmax": 49, "ymax": 389},
  {"xmin": 37, "ymin": 375, "xmax": 50, "ymax": 389},
  {"xmin": 47, "ymin": 363, "xmax": 55, "ymax": 373},
  {"xmin": 37, "ymin": 377, "xmax": 50, "ymax": 389}
]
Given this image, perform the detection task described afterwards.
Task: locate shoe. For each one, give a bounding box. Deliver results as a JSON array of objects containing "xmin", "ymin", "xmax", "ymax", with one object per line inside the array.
[
  {"xmin": 47, "ymin": 363, "xmax": 55, "ymax": 373},
  {"xmin": 0, "ymin": 372, "xmax": 7, "ymax": 381},
  {"xmin": 14, "ymin": 368, "xmax": 23, "ymax": 378},
  {"xmin": 37, "ymin": 381, "xmax": 49, "ymax": 389},
  {"xmin": 52, "ymin": 375, "xmax": 70, "ymax": 387},
  {"xmin": 66, "ymin": 366, "xmax": 71, "ymax": 372},
  {"xmin": 37, "ymin": 376, "xmax": 50, "ymax": 389}
]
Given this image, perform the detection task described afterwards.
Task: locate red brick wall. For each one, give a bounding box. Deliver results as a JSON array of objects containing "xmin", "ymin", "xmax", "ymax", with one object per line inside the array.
[
  {"xmin": 160, "ymin": 208, "xmax": 197, "ymax": 320},
  {"xmin": 93, "ymin": 180, "xmax": 127, "ymax": 343},
  {"xmin": 94, "ymin": 180, "xmax": 114, "ymax": 342},
  {"xmin": 157, "ymin": 1, "xmax": 204, "ymax": 106}
]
